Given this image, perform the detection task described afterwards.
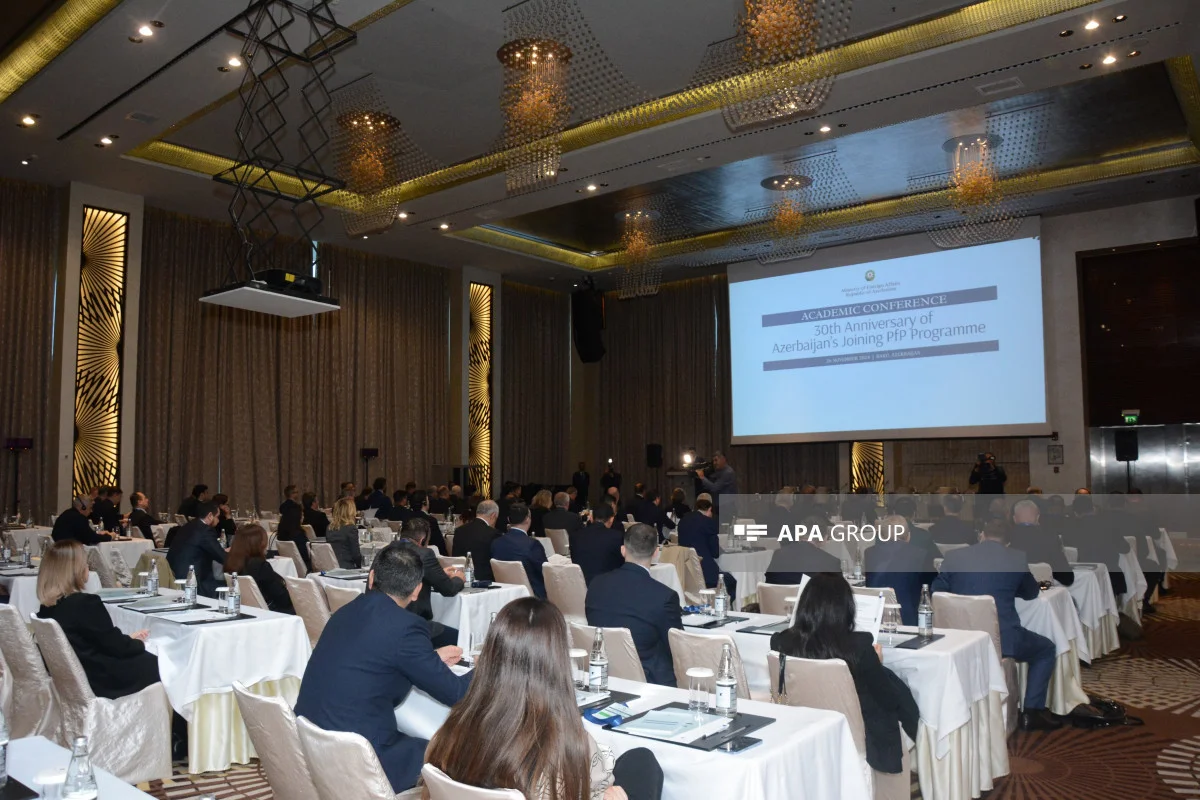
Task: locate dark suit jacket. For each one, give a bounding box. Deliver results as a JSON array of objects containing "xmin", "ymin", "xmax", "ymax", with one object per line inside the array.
[
  {"xmin": 491, "ymin": 528, "xmax": 548, "ymax": 598},
  {"xmin": 239, "ymin": 556, "xmax": 294, "ymax": 614},
  {"xmin": 633, "ymin": 498, "xmax": 676, "ymax": 537},
  {"xmin": 38, "ymin": 592, "xmax": 160, "ymax": 700},
  {"xmin": 388, "ymin": 504, "xmax": 415, "ymax": 523},
  {"xmin": 176, "ymin": 496, "xmax": 200, "ymax": 518},
  {"xmin": 94, "ymin": 498, "xmax": 121, "ymax": 532},
  {"xmin": 569, "ymin": 523, "xmax": 625, "ymax": 585},
  {"xmin": 451, "ymin": 519, "xmax": 499, "ymax": 581},
  {"xmin": 428, "ymin": 497, "xmax": 450, "ymax": 517},
  {"xmin": 864, "ymin": 540, "xmax": 935, "ymax": 625},
  {"xmin": 409, "ymin": 545, "xmax": 464, "ymax": 621},
  {"xmin": 929, "ymin": 516, "xmax": 976, "ymax": 546},
  {"xmin": 166, "ymin": 519, "xmax": 227, "ymax": 597},
  {"xmin": 294, "ymin": 591, "xmax": 472, "ymax": 791},
  {"xmin": 542, "ymin": 508, "xmax": 583, "ymax": 536},
  {"xmin": 366, "ymin": 490, "xmax": 393, "ymax": 519},
  {"xmin": 1008, "ymin": 524, "xmax": 1073, "ymax": 586},
  {"xmin": 415, "ymin": 511, "xmax": 446, "ymax": 554},
  {"xmin": 931, "ymin": 540, "xmax": 1039, "ymax": 655},
  {"xmin": 764, "ymin": 540, "xmax": 841, "ymax": 584},
  {"xmin": 586, "ymin": 563, "xmax": 683, "ymax": 687},
  {"xmin": 327, "ymin": 525, "xmax": 363, "ymax": 569},
  {"xmin": 676, "ymin": 511, "xmax": 721, "ymax": 587},
  {"xmin": 770, "ymin": 629, "xmax": 918, "ymax": 773},
  {"xmin": 906, "ymin": 525, "xmax": 943, "ymax": 567},
  {"xmin": 52, "ymin": 507, "xmax": 112, "ymax": 546},
  {"xmin": 278, "ymin": 499, "xmax": 303, "ymax": 543},
  {"xmin": 1061, "ymin": 514, "xmax": 1130, "ymax": 573},
  {"xmin": 572, "ymin": 471, "xmax": 590, "ymax": 501},
  {"xmin": 129, "ymin": 508, "xmax": 157, "ymax": 541},
  {"xmin": 303, "ymin": 508, "xmax": 330, "ymax": 540}
]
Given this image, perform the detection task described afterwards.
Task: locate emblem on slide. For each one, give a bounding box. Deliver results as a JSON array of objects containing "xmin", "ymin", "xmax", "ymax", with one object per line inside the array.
[
  {"xmin": 733, "ymin": 523, "xmax": 769, "ymax": 542},
  {"xmin": 865, "ymin": 269, "xmax": 876, "ymax": 281}
]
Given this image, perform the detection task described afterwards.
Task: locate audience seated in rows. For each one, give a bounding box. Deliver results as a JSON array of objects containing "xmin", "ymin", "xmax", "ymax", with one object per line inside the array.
[
  {"xmin": 864, "ymin": 514, "xmax": 936, "ymax": 625},
  {"xmin": 177, "ymin": 484, "xmax": 209, "ymax": 518},
  {"xmin": 166, "ymin": 502, "xmax": 227, "ymax": 598},
  {"xmin": 764, "ymin": 518, "xmax": 841, "ymax": 584},
  {"xmin": 225, "ymin": 524, "xmax": 294, "ymax": 614},
  {"xmin": 632, "ymin": 490, "xmax": 676, "ymax": 539},
  {"xmin": 128, "ymin": 491, "xmax": 157, "ymax": 540},
  {"xmin": 452, "ymin": 499, "xmax": 500, "ymax": 581},
  {"xmin": 366, "ymin": 477, "xmax": 393, "ymax": 518},
  {"xmin": 302, "ymin": 492, "xmax": 330, "ymax": 540},
  {"xmin": 570, "ymin": 502, "xmax": 624, "ymax": 585},
  {"xmin": 677, "ymin": 498, "xmax": 737, "ymax": 602},
  {"xmin": 929, "ymin": 494, "xmax": 976, "ymax": 545},
  {"xmin": 491, "ymin": 503, "xmax": 548, "ymax": 599},
  {"xmin": 1008, "ymin": 499, "xmax": 1074, "ymax": 586},
  {"xmin": 52, "ymin": 496, "xmax": 112, "ymax": 546},
  {"xmin": 326, "ymin": 497, "xmax": 364, "ymax": 570},
  {"xmin": 409, "ymin": 490, "xmax": 446, "ymax": 553},
  {"xmin": 543, "ymin": 491, "xmax": 584, "ymax": 535},
  {"xmin": 529, "ymin": 489, "xmax": 553, "ymax": 537}
]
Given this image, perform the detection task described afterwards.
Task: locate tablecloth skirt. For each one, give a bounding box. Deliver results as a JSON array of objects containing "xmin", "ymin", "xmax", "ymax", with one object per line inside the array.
[
  {"xmin": 1084, "ymin": 614, "xmax": 1121, "ymax": 660},
  {"xmin": 914, "ymin": 692, "xmax": 1009, "ymax": 800},
  {"xmin": 1017, "ymin": 641, "xmax": 1090, "ymax": 716},
  {"xmin": 187, "ymin": 675, "xmax": 301, "ymax": 774}
]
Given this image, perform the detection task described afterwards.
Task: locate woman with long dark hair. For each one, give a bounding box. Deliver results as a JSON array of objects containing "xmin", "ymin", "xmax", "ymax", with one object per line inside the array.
[
  {"xmin": 424, "ymin": 598, "xmax": 663, "ymax": 800},
  {"xmin": 770, "ymin": 573, "xmax": 918, "ymax": 775},
  {"xmin": 225, "ymin": 523, "xmax": 294, "ymax": 614}
]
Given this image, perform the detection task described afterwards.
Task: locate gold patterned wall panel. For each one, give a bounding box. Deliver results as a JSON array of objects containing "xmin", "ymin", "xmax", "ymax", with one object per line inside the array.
[
  {"xmin": 468, "ymin": 283, "xmax": 494, "ymax": 498},
  {"xmin": 73, "ymin": 207, "xmax": 127, "ymax": 496},
  {"xmin": 850, "ymin": 440, "xmax": 884, "ymax": 497}
]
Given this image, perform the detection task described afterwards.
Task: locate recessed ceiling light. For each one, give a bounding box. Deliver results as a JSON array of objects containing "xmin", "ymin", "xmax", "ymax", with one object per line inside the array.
[
  {"xmin": 362, "ymin": 235, "xmax": 368, "ymax": 239},
  {"xmin": 1084, "ymin": 20, "xmax": 1100, "ymax": 30},
  {"xmin": 1059, "ymin": 29, "xmax": 1073, "ymax": 37},
  {"xmin": 439, "ymin": 223, "xmax": 450, "ymax": 230},
  {"xmin": 819, "ymin": 125, "xmax": 832, "ymax": 133},
  {"xmin": 99, "ymin": 136, "xmax": 113, "ymax": 145},
  {"xmin": 398, "ymin": 212, "xmax": 409, "ymax": 220},
  {"xmin": 129, "ymin": 36, "xmax": 143, "ymax": 43},
  {"xmin": 1079, "ymin": 63, "xmax": 1093, "ymax": 70},
  {"xmin": 1102, "ymin": 55, "xmax": 1117, "ymax": 65},
  {"xmin": 586, "ymin": 184, "xmax": 598, "ymax": 191},
  {"xmin": 1127, "ymin": 49, "xmax": 1141, "ymax": 58},
  {"xmin": 228, "ymin": 56, "xmax": 242, "ymax": 67},
  {"xmin": 20, "ymin": 159, "xmax": 29, "ymax": 165},
  {"xmin": 1113, "ymin": 14, "xmax": 1127, "ymax": 22},
  {"xmin": 137, "ymin": 25, "xmax": 154, "ymax": 37},
  {"xmin": 19, "ymin": 114, "xmax": 36, "ymax": 126}
]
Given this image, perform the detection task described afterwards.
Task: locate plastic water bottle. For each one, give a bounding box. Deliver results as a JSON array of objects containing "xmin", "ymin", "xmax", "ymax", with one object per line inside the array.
[
  {"xmin": 715, "ymin": 643, "xmax": 738, "ymax": 717},
  {"xmin": 0, "ymin": 539, "xmax": 10, "ymax": 565},
  {"xmin": 714, "ymin": 574, "xmax": 729, "ymax": 619},
  {"xmin": 0, "ymin": 707, "xmax": 8, "ymax": 788},
  {"xmin": 20, "ymin": 540, "xmax": 31, "ymax": 568},
  {"xmin": 918, "ymin": 584, "xmax": 934, "ymax": 639},
  {"xmin": 589, "ymin": 628, "xmax": 609, "ymax": 692},
  {"xmin": 463, "ymin": 552, "xmax": 474, "ymax": 585},
  {"xmin": 147, "ymin": 567, "xmax": 159, "ymax": 596},
  {"xmin": 184, "ymin": 564, "xmax": 198, "ymax": 605},
  {"xmin": 64, "ymin": 736, "xmax": 98, "ymax": 799},
  {"xmin": 228, "ymin": 573, "xmax": 241, "ymax": 615}
]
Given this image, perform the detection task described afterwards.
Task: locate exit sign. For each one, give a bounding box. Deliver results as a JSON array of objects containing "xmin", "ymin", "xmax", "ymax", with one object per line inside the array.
[{"xmin": 1122, "ymin": 409, "xmax": 1140, "ymax": 424}]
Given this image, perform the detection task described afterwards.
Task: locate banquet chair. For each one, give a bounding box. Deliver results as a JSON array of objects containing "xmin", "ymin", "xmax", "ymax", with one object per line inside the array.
[
  {"xmin": 237, "ymin": 574, "xmax": 269, "ymax": 610},
  {"xmin": 936, "ymin": 542, "xmax": 969, "ymax": 557},
  {"xmin": 373, "ymin": 527, "xmax": 396, "ymax": 544},
  {"xmin": 130, "ymin": 551, "xmax": 173, "ymax": 589},
  {"xmin": 757, "ymin": 582, "xmax": 804, "ymax": 616},
  {"xmin": 542, "ymin": 563, "xmax": 587, "ymax": 625},
  {"xmin": 173, "ymin": 514, "xmax": 188, "ymax": 524},
  {"xmin": 324, "ymin": 584, "xmax": 361, "ymax": 613},
  {"xmin": 931, "ymin": 592, "xmax": 1020, "ymax": 737},
  {"xmin": 668, "ymin": 630, "xmax": 753, "ymax": 700},
  {"xmin": 29, "ymin": 617, "xmax": 172, "ymax": 783},
  {"xmin": 387, "ymin": 520, "xmax": 403, "ymax": 533},
  {"xmin": 278, "ymin": 540, "xmax": 309, "ymax": 577},
  {"xmin": 302, "ymin": 524, "xmax": 317, "ymax": 542},
  {"xmin": 545, "ymin": 527, "xmax": 570, "ymax": 557},
  {"xmin": 491, "ymin": 559, "xmax": 534, "ymax": 595},
  {"xmin": 286, "ymin": 577, "xmax": 332, "ymax": 647},
  {"xmin": 443, "ymin": 532, "xmax": 455, "ymax": 555},
  {"xmin": 851, "ymin": 585, "xmax": 898, "ymax": 607},
  {"xmin": 107, "ymin": 549, "xmax": 132, "ymax": 588},
  {"xmin": 84, "ymin": 545, "xmax": 117, "ymax": 588},
  {"xmin": 37, "ymin": 532, "xmax": 54, "ymax": 554},
  {"xmin": 0, "ymin": 531, "xmax": 15, "ymax": 552},
  {"xmin": 1028, "ymin": 562, "xmax": 1053, "ymax": 584},
  {"xmin": 422, "ymin": 764, "xmax": 525, "ymax": 800},
  {"xmin": 296, "ymin": 715, "xmax": 423, "ymax": 800},
  {"xmin": 438, "ymin": 554, "xmax": 467, "ymax": 570},
  {"xmin": 0, "ymin": 605, "xmax": 61, "ymax": 741},
  {"xmin": 656, "ymin": 545, "xmax": 707, "ymax": 605},
  {"xmin": 0, "ymin": 646, "xmax": 12, "ymax": 727},
  {"xmin": 310, "ymin": 542, "xmax": 339, "ymax": 572},
  {"xmin": 766, "ymin": 652, "xmax": 913, "ymax": 800},
  {"xmin": 1064, "ymin": 546, "xmax": 1078, "ymax": 563},
  {"xmin": 232, "ymin": 682, "xmax": 320, "ymax": 800},
  {"xmin": 568, "ymin": 624, "xmax": 645, "ymax": 683}
]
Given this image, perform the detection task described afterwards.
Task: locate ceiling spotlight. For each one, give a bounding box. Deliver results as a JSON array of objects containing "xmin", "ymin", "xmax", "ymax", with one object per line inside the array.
[
  {"xmin": 362, "ymin": 235, "xmax": 369, "ymax": 239},
  {"xmin": 228, "ymin": 56, "xmax": 242, "ymax": 67},
  {"xmin": 1059, "ymin": 29, "xmax": 1073, "ymax": 37},
  {"xmin": 439, "ymin": 223, "xmax": 450, "ymax": 230},
  {"xmin": 1102, "ymin": 55, "xmax": 1117, "ymax": 65},
  {"xmin": 1080, "ymin": 63, "xmax": 1093, "ymax": 70},
  {"xmin": 1084, "ymin": 20, "xmax": 1100, "ymax": 30},
  {"xmin": 20, "ymin": 159, "xmax": 29, "ymax": 166},
  {"xmin": 99, "ymin": 136, "xmax": 113, "ymax": 145},
  {"xmin": 819, "ymin": 125, "xmax": 832, "ymax": 133},
  {"xmin": 586, "ymin": 184, "xmax": 598, "ymax": 191},
  {"xmin": 1113, "ymin": 14, "xmax": 1127, "ymax": 22},
  {"xmin": 1127, "ymin": 49, "xmax": 1141, "ymax": 58},
  {"xmin": 19, "ymin": 114, "xmax": 36, "ymax": 126},
  {"xmin": 398, "ymin": 212, "xmax": 409, "ymax": 220},
  {"xmin": 137, "ymin": 25, "xmax": 154, "ymax": 37}
]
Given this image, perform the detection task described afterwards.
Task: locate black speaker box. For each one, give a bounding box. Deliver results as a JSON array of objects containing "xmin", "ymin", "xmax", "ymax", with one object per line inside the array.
[
  {"xmin": 360, "ymin": 447, "xmax": 379, "ymax": 459},
  {"xmin": 646, "ymin": 443, "xmax": 663, "ymax": 469},
  {"xmin": 572, "ymin": 288, "xmax": 606, "ymax": 363},
  {"xmin": 1114, "ymin": 429, "xmax": 1139, "ymax": 462}
]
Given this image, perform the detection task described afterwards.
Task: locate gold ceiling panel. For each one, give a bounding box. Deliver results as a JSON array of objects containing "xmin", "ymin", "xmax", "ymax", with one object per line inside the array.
[
  {"xmin": 0, "ymin": 0, "xmax": 121, "ymax": 105},
  {"xmin": 1166, "ymin": 57, "xmax": 1200, "ymax": 151}
]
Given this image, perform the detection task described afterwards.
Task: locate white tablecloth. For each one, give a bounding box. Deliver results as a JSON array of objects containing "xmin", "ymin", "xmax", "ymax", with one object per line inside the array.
[
  {"xmin": 100, "ymin": 538, "xmax": 154, "ymax": 569},
  {"xmin": 11, "ymin": 736, "xmax": 156, "ymax": 799},
  {"xmin": 650, "ymin": 562, "xmax": 684, "ymax": 604},
  {"xmin": 6, "ymin": 525, "xmax": 51, "ymax": 551},
  {"xmin": 1118, "ymin": 549, "xmax": 1147, "ymax": 623},
  {"xmin": 1016, "ymin": 586, "xmax": 1089, "ymax": 714},
  {"xmin": 718, "ymin": 546, "xmax": 775, "ymax": 610},
  {"xmin": 269, "ymin": 555, "xmax": 298, "ymax": 578},
  {"xmin": 0, "ymin": 569, "xmax": 101, "ymax": 619},
  {"xmin": 1067, "ymin": 564, "xmax": 1120, "ymax": 658}
]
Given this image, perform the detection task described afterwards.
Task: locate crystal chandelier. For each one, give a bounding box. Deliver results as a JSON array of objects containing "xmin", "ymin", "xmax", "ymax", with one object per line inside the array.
[
  {"xmin": 924, "ymin": 131, "xmax": 1030, "ymax": 249},
  {"xmin": 743, "ymin": 0, "xmax": 821, "ymax": 67},
  {"xmin": 949, "ymin": 138, "xmax": 1001, "ymax": 210},
  {"xmin": 771, "ymin": 196, "xmax": 808, "ymax": 239},
  {"xmin": 617, "ymin": 209, "xmax": 663, "ymax": 299},
  {"xmin": 498, "ymin": 37, "xmax": 572, "ymax": 194}
]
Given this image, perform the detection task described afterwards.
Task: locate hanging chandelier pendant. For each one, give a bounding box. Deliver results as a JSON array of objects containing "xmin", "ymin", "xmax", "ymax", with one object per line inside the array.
[{"xmin": 498, "ymin": 37, "xmax": 573, "ymax": 193}]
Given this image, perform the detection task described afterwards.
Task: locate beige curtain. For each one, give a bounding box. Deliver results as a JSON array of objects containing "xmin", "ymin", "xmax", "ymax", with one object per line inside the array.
[
  {"xmin": 500, "ymin": 281, "xmax": 571, "ymax": 485},
  {"xmin": 597, "ymin": 275, "xmax": 838, "ymax": 493},
  {"xmin": 0, "ymin": 179, "xmax": 62, "ymax": 522},
  {"xmin": 136, "ymin": 208, "xmax": 449, "ymax": 513}
]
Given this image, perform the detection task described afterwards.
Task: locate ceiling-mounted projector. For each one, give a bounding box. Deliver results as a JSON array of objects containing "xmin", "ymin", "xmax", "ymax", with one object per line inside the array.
[{"xmin": 200, "ymin": 269, "xmax": 339, "ymax": 318}]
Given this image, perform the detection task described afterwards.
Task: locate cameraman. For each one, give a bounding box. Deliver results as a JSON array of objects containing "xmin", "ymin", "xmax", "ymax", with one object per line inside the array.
[
  {"xmin": 695, "ymin": 451, "xmax": 738, "ymax": 514},
  {"xmin": 969, "ymin": 452, "xmax": 1007, "ymax": 494}
]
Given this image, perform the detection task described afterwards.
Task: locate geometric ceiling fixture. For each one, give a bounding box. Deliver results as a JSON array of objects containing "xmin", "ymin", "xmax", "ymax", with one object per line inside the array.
[
  {"xmin": 615, "ymin": 196, "xmax": 684, "ymax": 299},
  {"xmin": 692, "ymin": 0, "xmax": 853, "ymax": 131},
  {"xmin": 331, "ymin": 77, "xmax": 442, "ymax": 238}
]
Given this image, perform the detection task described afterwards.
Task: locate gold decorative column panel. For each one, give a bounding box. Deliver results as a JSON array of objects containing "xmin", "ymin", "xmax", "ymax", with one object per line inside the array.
[
  {"xmin": 72, "ymin": 207, "xmax": 128, "ymax": 496},
  {"xmin": 468, "ymin": 282, "xmax": 494, "ymax": 498},
  {"xmin": 851, "ymin": 441, "xmax": 884, "ymax": 498}
]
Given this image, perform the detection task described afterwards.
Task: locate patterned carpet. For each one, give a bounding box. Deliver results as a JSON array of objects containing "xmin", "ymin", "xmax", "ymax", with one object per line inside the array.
[{"xmin": 135, "ymin": 572, "xmax": 1200, "ymax": 800}]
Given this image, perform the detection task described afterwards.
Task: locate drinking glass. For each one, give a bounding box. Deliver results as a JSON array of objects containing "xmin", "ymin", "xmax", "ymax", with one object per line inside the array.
[
  {"xmin": 783, "ymin": 597, "xmax": 797, "ymax": 622},
  {"xmin": 686, "ymin": 667, "xmax": 714, "ymax": 713},
  {"xmin": 840, "ymin": 560, "xmax": 850, "ymax": 579},
  {"xmin": 138, "ymin": 572, "xmax": 150, "ymax": 594},
  {"xmin": 699, "ymin": 589, "xmax": 716, "ymax": 616},
  {"xmin": 362, "ymin": 548, "xmax": 375, "ymax": 570},
  {"xmin": 881, "ymin": 603, "xmax": 902, "ymax": 645},
  {"xmin": 215, "ymin": 588, "xmax": 229, "ymax": 614},
  {"xmin": 569, "ymin": 648, "xmax": 589, "ymax": 690},
  {"xmin": 468, "ymin": 631, "xmax": 485, "ymax": 665}
]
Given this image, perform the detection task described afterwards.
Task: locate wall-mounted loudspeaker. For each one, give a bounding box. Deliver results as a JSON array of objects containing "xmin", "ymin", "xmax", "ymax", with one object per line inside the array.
[
  {"xmin": 646, "ymin": 443, "xmax": 663, "ymax": 469},
  {"xmin": 1114, "ymin": 429, "xmax": 1139, "ymax": 462},
  {"xmin": 572, "ymin": 288, "xmax": 606, "ymax": 363}
]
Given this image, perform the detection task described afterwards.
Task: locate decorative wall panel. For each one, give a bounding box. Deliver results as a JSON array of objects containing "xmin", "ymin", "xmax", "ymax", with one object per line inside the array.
[
  {"xmin": 73, "ymin": 207, "xmax": 127, "ymax": 496},
  {"xmin": 468, "ymin": 282, "xmax": 494, "ymax": 498},
  {"xmin": 850, "ymin": 440, "xmax": 884, "ymax": 497}
]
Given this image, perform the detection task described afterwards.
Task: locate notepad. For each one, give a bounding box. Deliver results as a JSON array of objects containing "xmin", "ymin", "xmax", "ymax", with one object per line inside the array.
[
  {"xmin": 619, "ymin": 708, "xmax": 731, "ymax": 744},
  {"xmin": 324, "ymin": 568, "xmax": 370, "ymax": 579},
  {"xmin": 853, "ymin": 591, "xmax": 886, "ymax": 644},
  {"xmin": 156, "ymin": 609, "xmax": 233, "ymax": 624}
]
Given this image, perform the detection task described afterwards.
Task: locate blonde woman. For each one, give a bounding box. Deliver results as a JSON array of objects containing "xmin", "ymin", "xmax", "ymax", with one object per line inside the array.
[
  {"xmin": 326, "ymin": 495, "xmax": 363, "ymax": 569},
  {"xmin": 36, "ymin": 540, "xmax": 158, "ymax": 698},
  {"xmin": 530, "ymin": 488, "xmax": 553, "ymax": 537}
]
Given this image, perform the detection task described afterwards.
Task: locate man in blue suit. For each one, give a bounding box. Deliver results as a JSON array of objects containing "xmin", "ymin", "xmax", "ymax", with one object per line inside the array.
[
  {"xmin": 570, "ymin": 502, "xmax": 625, "ymax": 584},
  {"xmin": 633, "ymin": 490, "xmax": 676, "ymax": 540},
  {"xmin": 490, "ymin": 503, "xmax": 549, "ymax": 598},
  {"xmin": 865, "ymin": 514, "xmax": 936, "ymax": 625},
  {"xmin": 676, "ymin": 498, "xmax": 737, "ymax": 602},
  {"xmin": 295, "ymin": 542, "xmax": 471, "ymax": 792},
  {"xmin": 586, "ymin": 523, "xmax": 683, "ymax": 686},
  {"xmin": 932, "ymin": 520, "xmax": 1062, "ymax": 732}
]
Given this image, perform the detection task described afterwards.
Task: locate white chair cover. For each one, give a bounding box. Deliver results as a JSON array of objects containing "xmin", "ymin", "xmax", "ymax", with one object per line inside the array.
[
  {"xmin": 1064, "ymin": 546, "xmax": 1078, "ymax": 562},
  {"xmin": 757, "ymin": 582, "xmax": 802, "ymax": 616},
  {"xmin": 657, "ymin": 545, "xmax": 707, "ymax": 605},
  {"xmin": 297, "ymin": 715, "xmax": 402, "ymax": 800},
  {"xmin": 0, "ymin": 605, "xmax": 60, "ymax": 740},
  {"xmin": 310, "ymin": 542, "xmax": 339, "ymax": 572},
  {"xmin": 422, "ymin": 764, "xmax": 526, "ymax": 799},
  {"xmin": 29, "ymin": 617, "xmax": 172, "ymax": 784},
  {"xmin": 569, "ymin": 624, "xmax": 645, "ymax": 683},
  {"xmin": 932, "ymin": 592, "xmax": 1020, "ymax": 736},
  {"xmin": 0, "ymin": 646, "xmax": 12, "ymax": 727},
  {"xmin": 286, "ymin": 577, "xmax": 331, "ymax": 646},
  {"xmin": 278, "ymin": 540, "xmax": 309, "ymax": 578},
  {"xmin": 84, "ymin": 546, "xmax": 117, "ymax": 589},
  {"xmin": 438, "ymin": 555, "xmax": 467, "ymax": 570},
  {"xmin": 302, "ymin": 524, "xmax": 317, "ymax": 542},
  {"xmin": 130, "ymin": 551, "xmax": 173, "ymax": 589},
  {"xmin": 173, "ymin": 514, "xmax": 188, "ymax": 524},
  {"xmin": 668, "ymin": 629, "xmax": 751, "ymax": 700},
  {"xmin": 232, "ymin": 682, "xmax": 320, "ymax": 800},
  {"xmin": 387, "ymin": 521, "xmax": 403, "ymax": 533},
  {"xmin": 491, "ymin": 559, "xmax": 534, "ymax": 595},
  {"xmin": 324, "ymin": 584, "xmax": 361, "ymax": 613},
  {"xmin": 1028, "ymin": 562, "xmax": 1053, "ymax": 583},
  {"xmin": 375, "ymin": 527, "xmax": 397, "ymax": 543},
  {"xmin": 542, "ymin": 563, "xmax": 587, "ymax": 625},
  {"xmin": 237, "ymin": 574, "xmax": 269, "ymax": 610},
  {"xmin": 545, "ymin": 528, "xmax": 570, "ymax": 556},
  {"xmin": 107, "ymin": 549, "xmax": 132, "ymax": 588}
]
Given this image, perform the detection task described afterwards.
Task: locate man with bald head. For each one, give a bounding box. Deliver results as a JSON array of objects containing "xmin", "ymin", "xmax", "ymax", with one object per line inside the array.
[
  {"xmin": 1008, "ymin": 499, "xmax": 1073, "ymax": 586},
  {"xmin": 542, "ymin": 491, "xmax": 583, "ymax": 535},
  {"xmin": 450, "ymin": 499, "xmax": 500, "ymax": 581}
]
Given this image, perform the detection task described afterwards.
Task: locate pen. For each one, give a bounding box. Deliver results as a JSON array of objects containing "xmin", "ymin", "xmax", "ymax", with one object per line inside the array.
[{"xmin": 703, "ymin": 723, "xmax": 749, "ymax": 741}]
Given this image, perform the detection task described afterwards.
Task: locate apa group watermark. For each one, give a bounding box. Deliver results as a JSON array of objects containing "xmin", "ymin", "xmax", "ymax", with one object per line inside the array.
[{"xmin": 733, "ymin": 523, "xmax": 907, "ymax": 544}]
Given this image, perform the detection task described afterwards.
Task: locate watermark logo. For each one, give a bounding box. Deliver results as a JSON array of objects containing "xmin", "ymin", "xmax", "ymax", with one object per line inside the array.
[
  {"xmin": 865, "ymin": 269, "xmax": 876, "ymax": 282},
  {"xmin": 733, "ymin": 523, "xmax": 769, "ymax": 542}
]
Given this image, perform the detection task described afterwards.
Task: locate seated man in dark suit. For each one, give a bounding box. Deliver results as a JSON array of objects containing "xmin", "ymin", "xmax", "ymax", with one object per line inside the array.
[
  {"xmin": 586, "ymin": 523, "xmax": 684, "ymax": 687},
  {"xmin": 566, "ymin": 486, "xmax": 584, "ymax": 514},
  {"xmin": 865, "ymin": 515, "xmax": 936, "ymax": 625},
  {"xmin": 1062, "ymin": 495, "xmax": 1129, "ymax": 597},
  {"xmin": 409, "ymin": 490, "xmax": 446, "ymax": 554},
  {"xmin": 765, "ymin": 518, "xmax": 842, "ymax": 584},
  {"xmin": 490, "ymin": 504, "xmax": 548, "ymax": 598},
  {"xmin": 166, "ymin": 502, "xmax": 227, "ymax": 598},
  {"xmin": 295, "ymin": 543, "xmax": 471, "ymax": 793},
  {"xmin": 428, "ymin": 486, "xmax": 451, "ymax": 517},
  {"xmin": 52, "ymin": 496, "xmax": 112, "ymax": 545},
  {"xmin": 275, "ymin": 487, "xmax": 312, "ymax": 573},
  {"xmin": 398, "ymin": 518, "xmax": 464, "ymax": 648},
  {"xmin": 929, "ymin": 494, "xmax": 977, "ymax": 545},
  {"xmin": 366, "ymin": 477, "xmax": 393, "ymax": 519},
  {"xmin": 1008, "ymin": 499, "xmax": 1073, "ymax": 586},
  {"xmin": 388, "ymin": 491, "xmax": 415, "ymax": 523},
  {"xmin": 633, "ymin": 490, "xmax": 677, "ymax": 539},
  {"xmin": 302, "ymin": 492, "xmax": 330, "ymax": 540},
  {"xmin": 932, "ymin": 520, "xmax": 1061, "ymax": 732},
  {"xmin": 451, "ymin": 499, "xmax": 500, "ymax": 581},
  {"xmin": 176, "ymin": 484, "xmax": 208, "ymax": 519},
  {"xmin": 676, "ymin": 498, "xmax": 737, "ymax": 602},
  {"xmin": 93, "ymin": 487, "xmax": 124, "ymax": 533},
  {"xmin": 542, "ymin": 492, "xmax": 584, "ymax": 536},
  {"xmin": 128, "ymin": 491, "xmax": 158, "ymax": 541},
  {"xmin": 569, "ymin": 503, "xmax": 625, "ymax": 584},
  {"xmin": 889, "ymin": 497, "xmax": 942, "ymax": 565}
]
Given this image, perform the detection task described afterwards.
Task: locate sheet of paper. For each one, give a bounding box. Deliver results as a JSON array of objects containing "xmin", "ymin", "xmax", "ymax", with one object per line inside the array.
[
  {"xmin": 853, "ymin": 591, "xmax": 885, "ymax": 643},
  {"xmin": 620, "ymin": 708, "xmax": 731, "ymax": 743},
  {"xmin": 157, "ymin": 609, "xmax": 234, "ymax": 624}
]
